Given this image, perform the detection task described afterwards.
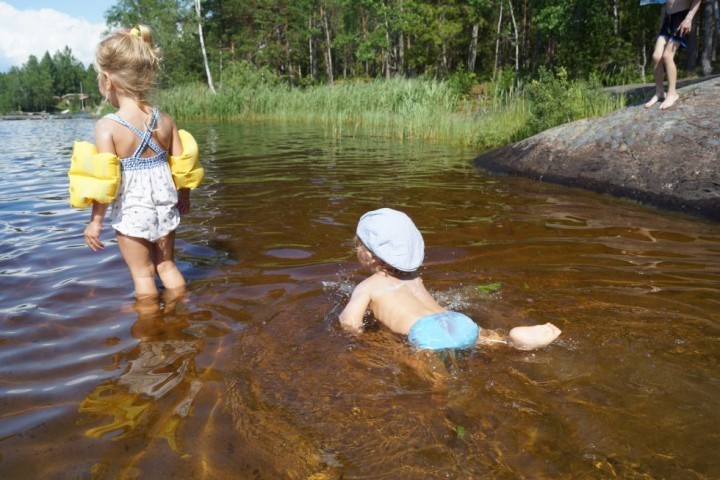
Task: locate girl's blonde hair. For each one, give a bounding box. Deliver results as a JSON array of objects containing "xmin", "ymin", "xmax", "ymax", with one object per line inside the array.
[{"xmin": 95, "ymin": 24, "xmax": 162, "ymax": 104}]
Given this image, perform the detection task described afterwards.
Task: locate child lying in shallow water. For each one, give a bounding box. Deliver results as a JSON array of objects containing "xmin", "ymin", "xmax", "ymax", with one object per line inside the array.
[{"xmin": 339, "ymin": 208, "xmax": 561, "ymax": 351}]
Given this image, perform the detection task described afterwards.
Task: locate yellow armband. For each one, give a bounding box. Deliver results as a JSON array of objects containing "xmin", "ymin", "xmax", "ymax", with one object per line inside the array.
[
  {"xmin": 169, "ymin": 129, "xmax": 204, "ymax": 189},
  {"xmin": 68, "ymin": 141, "xmax": 121, "ymax": 208}
]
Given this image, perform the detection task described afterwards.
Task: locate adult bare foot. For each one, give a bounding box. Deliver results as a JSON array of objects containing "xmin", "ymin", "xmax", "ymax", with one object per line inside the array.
[
  {"xmin": 659, "ymin": 93, "xmax": 679, "ymax": 110},
  {"xmin": 508, "ymin": 323, "xmax": 562, "ymax": 350},
  {"xmin": 644, "ymin": 94, "xmax": 664, "ymax": 108}
]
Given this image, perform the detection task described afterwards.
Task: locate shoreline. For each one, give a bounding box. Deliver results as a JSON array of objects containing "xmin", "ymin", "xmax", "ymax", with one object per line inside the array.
[
  {"xmin": 475, "ymin": 77, "xmax": 720, "ymax": 222},
  {"xmin": 0, "ymin": 112, "xmax": 96, "ymax": 121}
]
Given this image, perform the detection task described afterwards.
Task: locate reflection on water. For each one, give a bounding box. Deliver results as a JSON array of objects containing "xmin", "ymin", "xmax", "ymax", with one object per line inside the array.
[
  {"xmin": 0, "ymin": 119, "xmax": 719, "ymax": 478},
  {"xmin": 79, "ymin": 293, "xmax": 203, "ymax": 453}
]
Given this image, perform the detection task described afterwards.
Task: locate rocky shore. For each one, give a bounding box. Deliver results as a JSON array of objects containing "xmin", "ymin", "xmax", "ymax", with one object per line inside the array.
[{"xmin": 474, "ymin": 77, "xmax": 720, "ymax": 221}]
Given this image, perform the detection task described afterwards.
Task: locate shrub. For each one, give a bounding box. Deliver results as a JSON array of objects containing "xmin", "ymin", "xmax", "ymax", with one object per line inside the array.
[
  {"xmin": 448, "ymin": 68, "xmax": 478, "ymax": 98},
  {"xmin": 524, "ymin": 67, "xmax": 625, "ymax": 134},
  {"xmin": 221, "ymin": 61, "xmax": 281, "ymax": 90}
]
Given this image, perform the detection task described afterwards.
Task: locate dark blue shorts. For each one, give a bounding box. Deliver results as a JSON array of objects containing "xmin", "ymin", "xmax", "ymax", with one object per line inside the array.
[{"xmin": 659, "ymin": 9, "xmax": 690, "ymax": 48}]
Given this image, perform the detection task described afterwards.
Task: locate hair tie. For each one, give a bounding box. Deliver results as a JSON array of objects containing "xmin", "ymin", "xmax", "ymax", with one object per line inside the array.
[{"xmin": 129, "ymin": 26, "xmax": 141, "ymax": 37}]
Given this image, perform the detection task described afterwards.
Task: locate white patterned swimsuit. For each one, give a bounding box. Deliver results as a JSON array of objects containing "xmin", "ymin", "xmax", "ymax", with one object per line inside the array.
[{"xmin": 108, "ymin": 109, "xmax": 180, "ymax": 242}]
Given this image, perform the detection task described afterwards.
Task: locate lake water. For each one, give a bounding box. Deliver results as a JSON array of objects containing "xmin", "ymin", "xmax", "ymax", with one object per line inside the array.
[{"xmin": 0, "ymin": 118, "xmax": 718, "ymax": 479}]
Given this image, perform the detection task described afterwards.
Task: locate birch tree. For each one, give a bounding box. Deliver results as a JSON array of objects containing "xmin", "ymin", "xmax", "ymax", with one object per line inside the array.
[
  {"xmin": 195, "ymin": 0, "xmax": 215, "ymax": 93},
  {"xmin": 494, "ymin": 2, "xmax": 503, "ymax": 79},
  {"xmin": 321, "ymin": 4, "xmax": 334, "ymax": 84},
  {"xmin": 507, "ymin": 0, "xmax": 519, "ymax": 76}
]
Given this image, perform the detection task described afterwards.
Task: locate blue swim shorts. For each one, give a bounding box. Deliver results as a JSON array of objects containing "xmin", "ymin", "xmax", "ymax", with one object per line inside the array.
[{"xmin": 407, "ymin": 311, "xmax": 480, "ymax": 350}]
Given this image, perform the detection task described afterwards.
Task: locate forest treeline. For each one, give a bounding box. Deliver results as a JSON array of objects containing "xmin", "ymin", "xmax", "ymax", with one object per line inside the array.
[
  {"xmin": 0, "ymin": 48, "xmax": 98, "ymax": 113},
  {"xmin": 1, "ymin": 0, "xmax": 718, "ymax": 136},
  {"xmin": 107, "ymin": 0, "xmax": 718, "ymax": 90}
]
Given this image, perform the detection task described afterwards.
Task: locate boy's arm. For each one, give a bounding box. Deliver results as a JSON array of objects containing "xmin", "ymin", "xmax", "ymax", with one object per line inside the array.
[{"xmin": 339, "ymin": 282, "xmax": 371, "ymax": 333}]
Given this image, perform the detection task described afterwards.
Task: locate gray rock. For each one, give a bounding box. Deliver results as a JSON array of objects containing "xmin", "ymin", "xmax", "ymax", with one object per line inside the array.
[{"xmin": 474, "ymin": 78, "xmax": 720, "ymax": 220}]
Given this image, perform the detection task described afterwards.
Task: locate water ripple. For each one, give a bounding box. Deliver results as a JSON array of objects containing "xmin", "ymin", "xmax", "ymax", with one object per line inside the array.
[{"xmin": 1, "ymin": 120, "xmax": 719, "ymax": 479}]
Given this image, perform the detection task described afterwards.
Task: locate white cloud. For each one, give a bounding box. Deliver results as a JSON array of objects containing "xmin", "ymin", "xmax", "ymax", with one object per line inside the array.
[{"xmin": 0, "ymin": 2, "xmax": 106, "ymax": 70}]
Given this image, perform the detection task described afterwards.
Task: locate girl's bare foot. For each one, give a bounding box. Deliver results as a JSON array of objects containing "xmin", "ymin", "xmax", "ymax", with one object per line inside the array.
[
  {"xmin": 659, "ymin": 93, "xmax": 679, "ymax": 110},
  {"xmin": 508, "ymin": 323, "xmax": 562, "ymax": 350},
  {"xmin": 644, "ymin": 94, "xmax": 665, "ymax": 108}
]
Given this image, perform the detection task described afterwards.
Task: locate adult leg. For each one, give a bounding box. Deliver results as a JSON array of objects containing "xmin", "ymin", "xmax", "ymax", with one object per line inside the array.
[
  {"xmin": 117, "ymin": 232, "xmax": 159, "ymax": 298},
  {"xmin": 659, "ymin": 40, "xmax": 682, "ymax": 110},
  {"xmin": 645, "ymin": 36, "xmax": 668, "ymax": 108},
  {"xmin": 153, "ymin": 230, "xmax": 186, "ymax": 291}
]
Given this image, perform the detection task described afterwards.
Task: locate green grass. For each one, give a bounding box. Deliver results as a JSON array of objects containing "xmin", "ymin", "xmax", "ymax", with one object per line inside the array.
[{"xmin": 156, "ymin": 75, "xmax": 624, "ymax": 150}]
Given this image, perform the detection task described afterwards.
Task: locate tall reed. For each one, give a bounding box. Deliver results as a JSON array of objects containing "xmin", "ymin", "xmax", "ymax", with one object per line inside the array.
[{"xmin": 157, "ymin": 75, "xmax": 622, "ymax": 150}]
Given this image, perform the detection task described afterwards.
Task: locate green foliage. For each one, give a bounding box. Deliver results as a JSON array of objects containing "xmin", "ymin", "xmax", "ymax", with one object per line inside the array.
[
  {"xmin": 523, "ymin": 67, "xmax": 625, "ymax": 135},
  {"xmin": 2, "ymin": 0, "xmax": 675, "ymax": 113},
  {"xmin": 197, "ymin": 0, "xmax": 670, "ymax": 84},
  {"xmin": 447, "ymin": 68, "xmax": 478, "ymax": 98},
  {"xmin": 157, "ymin": 66, "xmax": 627, "ymax": 150},
  {"xmin": 158, "ymin": 76, "xmax": 533, "ymax": 149},
  {"xmin": 0, "ymin": 0, "xmax": 654, "ymax": 148},
  {"xmin": 159, "ymin": 77, "xmax": 477, "ymax": 143},
  {"xmin": 105, "ymin": 0, "xmax": 204, "ymax": 88},
  {"xmin": 0, "ymin": 75, "xmax": 12, "ymax": 112},
  {"xmin": 475, "ymin": 282, "xmax": 502, "ymax": 293},
  {"xmin": 596, "ymin": 63, "xmax": 645, "ymax": 87},
  {"xmin": 50, "ymin": 47, "xmax": 85, "ymax": 97},
  {"xmin": 221, "ymin": 61, "xmax": 281, "ymax": 90},
  {"xmin": 493, "ymin": 69, "xmax": 519, "ymax": 93},
  {"xmin": 0, "ymin": 48, "xmax": 97, "ymax": 113},
  {"xmin": 525, "ymin": 67, "xmax": 575, "ymax": 131},
  {"xmin": 0, "ymin": 56, "xmax": 53, "ymax": 112}
]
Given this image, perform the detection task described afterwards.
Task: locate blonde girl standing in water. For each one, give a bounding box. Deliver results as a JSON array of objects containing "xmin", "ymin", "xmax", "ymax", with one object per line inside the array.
[{"xmin": 72, "ymin": 25, "xmax": 203, "ymax": 299}]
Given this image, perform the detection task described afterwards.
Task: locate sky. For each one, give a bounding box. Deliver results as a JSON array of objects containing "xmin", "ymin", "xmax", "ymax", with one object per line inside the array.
[{"xmin": 0, "ymin": 1, "xmax": 117, "ymax": 72}]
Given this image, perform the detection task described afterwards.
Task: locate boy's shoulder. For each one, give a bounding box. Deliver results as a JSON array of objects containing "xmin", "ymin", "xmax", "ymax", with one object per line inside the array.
[
  {"xmin": 356, "ymin": 272, "xmax": 384, "ymax": 287},
  {"xmin": 357, "ymin": 271, "xmax": 420, "ymax": 293},
  {"xmin": 354, "ymin": 272, "xmax": 392, "ymax": 293}
]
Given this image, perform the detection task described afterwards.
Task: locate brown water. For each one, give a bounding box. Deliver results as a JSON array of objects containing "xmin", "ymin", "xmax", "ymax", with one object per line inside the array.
[{"xmin": 1, "ymin": 119, "xmax": 719, "ymax": 479}]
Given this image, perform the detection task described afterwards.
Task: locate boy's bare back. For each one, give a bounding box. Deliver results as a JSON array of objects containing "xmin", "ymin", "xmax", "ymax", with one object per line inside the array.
[{"xmin": 341, "ymin": 272, "xmax": 445, "ymax": 335}]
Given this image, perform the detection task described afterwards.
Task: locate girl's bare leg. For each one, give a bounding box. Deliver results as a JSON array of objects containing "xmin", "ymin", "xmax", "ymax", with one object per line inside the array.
[
  {"xmin": 116, "ymin": 232, "xmax": 159, "ymax": 298},
  {"xmin": 153, "ymin": 230, "xmax": 186, "ymax": 291}
]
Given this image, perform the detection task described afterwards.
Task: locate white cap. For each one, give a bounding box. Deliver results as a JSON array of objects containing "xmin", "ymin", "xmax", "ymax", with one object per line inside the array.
[{"xmin": 356, "ymin": 208, "xmax": 424, "ymax": 272}]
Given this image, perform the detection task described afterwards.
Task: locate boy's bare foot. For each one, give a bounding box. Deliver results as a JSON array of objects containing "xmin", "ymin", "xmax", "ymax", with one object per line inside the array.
[
  {"xmin": 644, "ymin": 94, "xmax": 664, "ymax": 108},
  {"xmin": 659, "ymin": 94, "xmax": 679, "ymax": 110},
  {"xmin": 508, "ymin": 323, "xmax": 562, "ymax": 350}
]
